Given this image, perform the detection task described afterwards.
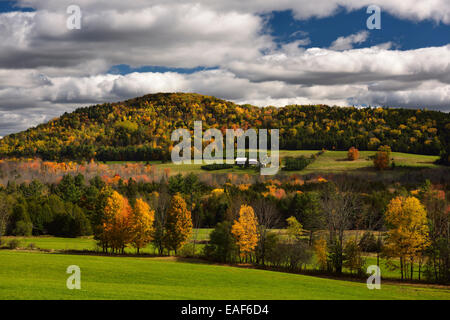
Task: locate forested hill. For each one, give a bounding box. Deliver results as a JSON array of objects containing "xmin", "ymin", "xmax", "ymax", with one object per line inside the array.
[{"xmin": 0, "ymin": 92, "xmax": 449, "ymax": 161}]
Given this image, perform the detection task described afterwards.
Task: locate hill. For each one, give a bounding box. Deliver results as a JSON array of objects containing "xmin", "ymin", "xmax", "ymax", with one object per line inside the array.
[{"xmin": 0, "ymin": 93, "xmax": 448, "ymax": 161}]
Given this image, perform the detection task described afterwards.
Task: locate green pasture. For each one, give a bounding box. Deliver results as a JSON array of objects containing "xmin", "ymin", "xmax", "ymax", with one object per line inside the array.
[{"xmin": 0, "ymin": 250, "xmax": 448, "ymax": 300}]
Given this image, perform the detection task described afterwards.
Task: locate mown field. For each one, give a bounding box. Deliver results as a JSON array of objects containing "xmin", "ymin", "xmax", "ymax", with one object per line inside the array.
[
  {"xmin": 105, "ymin": 150, "xmax": 440, "ymax": 175},
  {"xmin": 0, "ymin": 250, "xmax": 449, "ymax": 300}
]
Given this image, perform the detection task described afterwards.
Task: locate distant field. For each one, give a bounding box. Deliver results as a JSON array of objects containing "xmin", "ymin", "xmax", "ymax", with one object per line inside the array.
[
  {"xmin": 1, "ymin": 230, "xmax": 213, "ymax": 254},
  {"xmin": 104, "ymin": 150, "xmax": 441, "ymax": 175},
  {"xmin": 0, "ymin": 251, "xmax": 448, "ymax": 300}
]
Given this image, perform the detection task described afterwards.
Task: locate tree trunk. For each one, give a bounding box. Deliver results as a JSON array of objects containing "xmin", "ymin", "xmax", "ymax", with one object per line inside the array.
[{"xmin": 400, "ymin": 257, "xmax": 404, "ymax": 281}]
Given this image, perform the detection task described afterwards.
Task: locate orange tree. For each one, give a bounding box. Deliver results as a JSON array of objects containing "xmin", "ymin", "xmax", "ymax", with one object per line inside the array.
[
  {"xmin": 103, "ymin": 191, "xmax": 132, "ymax": 253},
  {"xmin": 347, "ymin": 147, "xmax": 359, "ymax": 161},
  {"xmin": 373, "ymin": 145, "xmax": 391, "ymax": 170},
  {"xmin": 231, "ymin": 205, "xmax": 259, "ymax": 262},
  {"xmin": 384, "ymin": 196, "xmax": 430, "ymax": 280},
  {"xmin": 130, "ymin": 198, "xmax": 155, "ymax": 254},
  {"xmin": 163, "ymin": 193, "xmax": 192, "ymax": 254}
]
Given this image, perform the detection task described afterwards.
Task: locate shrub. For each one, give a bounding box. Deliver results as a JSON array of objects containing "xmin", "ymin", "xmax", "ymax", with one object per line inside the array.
[
  {"xmin": 374, "ymin": 145, "xmax": 391, "ymax": 170},
  {"xmin": 178, "ymin": 243, "xmax": 197, "ymax": 258},
  {"xmin": 8, "ymin": 239, "xmax": 21, "ymax": 249},
  {"xmin": 201, "ymin": 164, "xmax": 234, "ymax": 171},
  {"xmin": 347, "ymin": 147, "xmax": 359, "ymax": 161},
  {"xmin": 27, "ymin": 242, "xmax": 37, "ymax": 250},
  {"xmin": 358, "ymin": 231, "xmax": 378, "ymax": 252},
  {"xmin": 283, "ymin": 156, "xmax": 312, "ymax": 171},
  {"xmin": 13, "ymin": 220, "xmax": 33, "ymax": 236}
]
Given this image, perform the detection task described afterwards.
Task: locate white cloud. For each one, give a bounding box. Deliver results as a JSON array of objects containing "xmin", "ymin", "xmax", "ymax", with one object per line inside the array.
[
  {"xmin": 17, "ymin": 0, "xmax": 450, "ymax": 24},
  {"xmin": 0, "ymin": 0, "xmax": 448, "ymax": 136},
  {"xmin": 330, "ymin": 31, "xmax": 369, "ymax": 51}
]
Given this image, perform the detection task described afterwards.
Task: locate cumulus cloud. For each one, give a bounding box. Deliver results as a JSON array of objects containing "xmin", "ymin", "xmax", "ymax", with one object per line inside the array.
[
  {"xmin": 329, "ymin": 31, "xmax": 369, "ymax": 51},
  {"xmin": 17, "ymin": 0, "xmax": 450, "ymax": 24},
  {"xmin": 0, "ymin": 0, "xmax": 448, "ymax": 136}
]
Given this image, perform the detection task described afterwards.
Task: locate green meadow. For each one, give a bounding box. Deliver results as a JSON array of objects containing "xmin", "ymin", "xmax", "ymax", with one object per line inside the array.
[
  {"xmin": 0, "ymin": 233, "xmax": 441, "ymax": 281},
  {"xmin": 0, "ymin": 250, "xmax": 448, "ymax": 300}
]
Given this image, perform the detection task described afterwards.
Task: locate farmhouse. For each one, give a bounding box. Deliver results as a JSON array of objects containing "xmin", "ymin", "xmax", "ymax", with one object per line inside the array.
[{"xmin": 235, "ymin": 157, "xmax": 247, "ymax": 166}]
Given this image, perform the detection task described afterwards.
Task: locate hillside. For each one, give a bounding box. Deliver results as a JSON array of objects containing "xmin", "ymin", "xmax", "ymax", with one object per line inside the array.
[{"xmin": 0, "ymin": 93, "xmax": 448, "ymax": 161}]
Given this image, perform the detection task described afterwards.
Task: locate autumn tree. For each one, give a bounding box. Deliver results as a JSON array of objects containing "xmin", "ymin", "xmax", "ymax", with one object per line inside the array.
[
  {"xmin": 231, "ymin": 204, "xmax": 259, "ymax": 262},
  {"xmin": 343, "ymin": 238, "xmax": 365, "ymax": 275},
  {"xmin": 286, "ymin": 216, "xmax": 304, "ymax": 242},
  {"xmin": 384, "ymin": 196, "xmax": 430, "ymax": 280},
  {"xmin": 163, "ymin": 193, "xmax": 192, "ymax": 254},
  {"xmin": 374, "ymin": 145, "xmax": 391, "ymax": 170},
  {"xmin": 314, "ymin": 238, "xmax": 328, "ymax": 271},
  {"xmin": 347, "ymin": 147, "xmax": 359, "ymax": 161},
  {"xmin": 130, "ymin": 198, "xmax": 155, "ymax": 254},
  {"xmin": 103, "ymin": 191, "xmax": 132, "ymax": 253}
]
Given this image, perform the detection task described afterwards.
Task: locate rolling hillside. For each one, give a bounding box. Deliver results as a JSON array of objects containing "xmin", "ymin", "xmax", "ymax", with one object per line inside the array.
[{"xmin": 0, "ymin": 93, "xmax": 448, "ymax": 161}]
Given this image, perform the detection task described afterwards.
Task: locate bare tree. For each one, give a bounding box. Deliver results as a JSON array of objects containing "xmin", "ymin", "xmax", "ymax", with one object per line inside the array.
[
  {"xmin": 252, "ymin": 198, "xmax": 280, "ymax": 266},
  {"xmin": 321, "ymin": 179, "xmax": 361, "ymax": 273}
]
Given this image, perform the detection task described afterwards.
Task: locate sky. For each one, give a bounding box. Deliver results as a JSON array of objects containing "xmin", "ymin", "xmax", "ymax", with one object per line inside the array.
[{"xmin": 0, "ymin": 0, "xmax": 449, "ymax": 137}]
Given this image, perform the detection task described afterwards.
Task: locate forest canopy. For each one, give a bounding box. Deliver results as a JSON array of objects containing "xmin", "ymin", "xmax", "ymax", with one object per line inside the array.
[{"xmin": 0, "ymin": 93, "xmax": 448, "ymax": 162}]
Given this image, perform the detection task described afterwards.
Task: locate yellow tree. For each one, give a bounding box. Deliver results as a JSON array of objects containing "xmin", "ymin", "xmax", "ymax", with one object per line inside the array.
[
  {"xmin": 314, "ymin": 238, "xmax": 328, "ymax": 271},
  {"xmin": 231, "ymin": 205, "xmax": 259, "ymax": 261},
  {"xmin": 103, "ymin": 191, "xmax": 132, "ymax": 254},
  {"xmin": 130, "ymin": 198, "xmax": 155, "ymax": 254},
  {"xmin": 384, "ymin": 196, "xmax": 430, "ymax": 280},
  {"xmin": 286, "ymin": 216, "xmax": 304, "ymax": 242},
  {"xmin": 163, "ymin": 193, "xmax": 192, "ymax": 254}
]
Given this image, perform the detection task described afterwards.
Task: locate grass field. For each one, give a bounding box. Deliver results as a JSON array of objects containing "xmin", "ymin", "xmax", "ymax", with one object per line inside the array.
[
  {"xmin": 0, "ymin": 250, "xmax": 448, "ymax": 300},
  {"xmin": 1, "ymin": 230, "xmax": 213, "ymax": 254},
  {"xmin": 104, "ymin": 150, "xmax": 441, "ymax": 175},
  {"xmin": 0, "ymin": 233, "xmax": 434, "ymax": 281}
]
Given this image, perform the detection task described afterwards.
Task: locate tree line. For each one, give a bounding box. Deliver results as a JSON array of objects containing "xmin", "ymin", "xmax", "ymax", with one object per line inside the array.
[{"xmin": 0, "ymin": 171, "xmax": 448, "ymax": 283}]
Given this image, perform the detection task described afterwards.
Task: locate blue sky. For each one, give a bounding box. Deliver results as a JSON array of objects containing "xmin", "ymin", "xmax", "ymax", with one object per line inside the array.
[
  {"xmin": 0, "ymin": 0, "xmax": 448, "ymax": 136},
  {"xmin": 266, "ymin": 9, "xmax": 449, "ymax": 50},
  {"xmin": 109, "ymin": 8, "xmax": 450, "ymax": 75}
]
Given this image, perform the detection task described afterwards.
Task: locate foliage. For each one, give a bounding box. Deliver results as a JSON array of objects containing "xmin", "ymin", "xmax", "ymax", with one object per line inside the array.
[
  {"xmin": 204, "ymin": 221, "xmax": 237, "ymax": 263},
  {"xmin": 343, "ymin": 239, "xmax": 366, "ymax": 275},
  {"xmin": 373, "ymin": 145, "xmax": 392, "ymax": 170},
  {"xmin": 163, "ymin": 193, "xmax": 192, "ymax": 253},
  {"xmin": 130, "ymin": 198, "xmax": 154, "ymax": 253},
  {"xmin": 286, "ymin": 216, "xmax": 303, "ymax": 241},
  {"xmin": 201, "ymin": 164, "xmax": 234, "ymax": 171},
  {"xmin": 347, "ymin": 147, "xmax": 359, "ymax": 161},
  {"xmin": 384, "ymin": 196, "xmax": 430, "ymax": 280},
  {"xmin": 358, "ymin": 231, "xmax": 379, "ymax": 252},
  {"xmin": 102, "ymin": 191, "xmax": 132, "ymax": 253},
  {"xmin": 0, "ymin": 93, "xmax": 447, "ymax": 162},
  {"xmin": 282, "ymin": 156, "xmax": 312, "ymax": 171},
  {"xmin": 314, "ymin": 238, "xmax": 328, "ymax": 271},
  {"xmin": 231, "ymin": 205, "xmax": 259, "ymax": 259}
]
